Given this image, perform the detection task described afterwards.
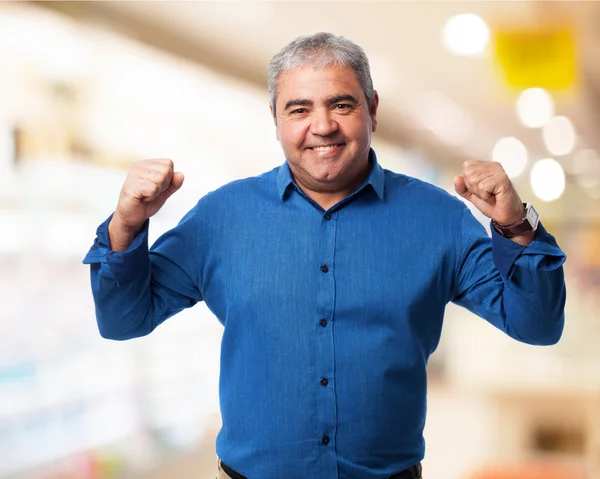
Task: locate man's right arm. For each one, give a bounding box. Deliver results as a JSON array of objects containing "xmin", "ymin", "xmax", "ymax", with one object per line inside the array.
[{"xmin": 82, "ymin": 159, "xmax": 202, "ymax": 340}]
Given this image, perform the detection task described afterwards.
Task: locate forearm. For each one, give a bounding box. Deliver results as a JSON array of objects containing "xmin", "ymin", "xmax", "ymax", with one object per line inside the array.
[
  {"xmin": 455, "ymin": 211, "xmax": 567, "ymax": 345},
  {"xmin": 88, "ymin": 223, "xmax": 159, "ymax": 340},
  {"xmin": 84, "ymin": 212, "xmax": 203, "ymax": 340},
  {"xmin": 500, "ymin": 264, "xmax": 566, "ymax": 345},
  {"xmin": 90, "ymin": 262, "xmax": 155, "ymax": 340}
]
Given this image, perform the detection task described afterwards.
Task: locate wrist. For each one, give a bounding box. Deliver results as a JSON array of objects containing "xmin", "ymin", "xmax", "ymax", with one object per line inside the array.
[
  {"xmin": 113, "ymin": 209, "xmax": 147, "ymax": 232},
  {"xmin": 109, "ymin": 212, "xmax": 145, "ymax": 252},
  {"xmin": 493, "ymin": 204, "xmax": 526, "ymax": 227},
  {"xmin": 492, "ymin": 203, "xmax": 539, "ymax": 239}
]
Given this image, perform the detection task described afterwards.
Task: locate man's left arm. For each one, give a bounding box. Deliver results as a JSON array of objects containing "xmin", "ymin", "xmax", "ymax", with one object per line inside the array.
[{"xmin": 452, "ymin": 160, "xmax": 567, "ymax": 345}]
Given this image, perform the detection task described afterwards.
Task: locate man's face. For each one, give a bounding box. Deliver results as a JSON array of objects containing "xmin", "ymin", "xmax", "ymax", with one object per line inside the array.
[{"xmin": 272, "ymin": 65, "xmax": 378, "ymax": 195}]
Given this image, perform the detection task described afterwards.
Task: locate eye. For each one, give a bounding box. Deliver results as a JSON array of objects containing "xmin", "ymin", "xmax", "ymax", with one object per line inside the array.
[
  {"xmin": 290, "ymin": 108, "xmax": 308, "ymax": 115},
  {"xmin": 334, "ymin": 103, "xmax": 351, "ymax": 110}
]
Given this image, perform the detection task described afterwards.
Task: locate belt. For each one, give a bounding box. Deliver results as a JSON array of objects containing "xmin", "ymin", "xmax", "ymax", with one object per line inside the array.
[{"xmin": 220, "ymin": 460, "xmax": 422, "ymax": 479}]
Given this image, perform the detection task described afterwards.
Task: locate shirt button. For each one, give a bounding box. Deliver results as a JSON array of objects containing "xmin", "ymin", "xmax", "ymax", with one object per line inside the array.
[
  {"xmin": 322, "ymin": 436, "xmax": 330, "ymax": 445},
  {"xmin": 324, "ymin": 213, "xmax": 332, "ymax": 221},
  {"xmin": 320, "ymin": 378, "xmax": 329, "ymax": 387},
  {"xmin": 320, "ymin": 264, "xmax": 329, "ymax": 273},
  {"xmin": 319, "ymin": 319, "xmax": 328, "ymax": 327}
]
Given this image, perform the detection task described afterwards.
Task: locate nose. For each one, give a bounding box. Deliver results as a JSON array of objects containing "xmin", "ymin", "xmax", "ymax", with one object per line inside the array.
[{"xmin": 309, "ymin": 108, "xmax": 339, "ymax": 136}]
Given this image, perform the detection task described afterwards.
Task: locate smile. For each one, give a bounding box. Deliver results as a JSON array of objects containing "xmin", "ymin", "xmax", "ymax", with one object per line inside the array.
[{"xmin": 308, "ymin": 144, "xmax": 345, "ymax": 151}]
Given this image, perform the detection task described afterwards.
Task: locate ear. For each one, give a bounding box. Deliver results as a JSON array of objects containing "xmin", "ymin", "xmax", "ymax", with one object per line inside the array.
[
  {"xmin": 370, "ymin": 91, "xmax": 379, "ymax": 133},
  {"xmin": 270, "ymin": 105, "xmax": 280, "ymax": 141}
]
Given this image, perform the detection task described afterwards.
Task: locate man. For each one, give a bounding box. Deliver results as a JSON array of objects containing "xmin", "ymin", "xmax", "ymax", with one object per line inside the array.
[{"xmin": 83, "ymin": 33, "xmax": 566, "ymax": 479}]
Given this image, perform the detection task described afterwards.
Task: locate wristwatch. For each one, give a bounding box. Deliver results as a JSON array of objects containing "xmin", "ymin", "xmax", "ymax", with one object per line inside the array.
[{"xmin": 492, "ymin": 203, "xmax": 539, "ymax": 238}]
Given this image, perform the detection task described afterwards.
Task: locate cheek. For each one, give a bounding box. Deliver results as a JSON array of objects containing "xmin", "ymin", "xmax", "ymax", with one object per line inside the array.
[{"xmin": 280, "ymin": 123, "xmax": 306, "ymax": 147}]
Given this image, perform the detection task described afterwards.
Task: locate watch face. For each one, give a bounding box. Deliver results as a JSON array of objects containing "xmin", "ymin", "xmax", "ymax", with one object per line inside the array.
[{"xmin": 526, "ymin": 204, "xmax": 540, "ymax": 229}]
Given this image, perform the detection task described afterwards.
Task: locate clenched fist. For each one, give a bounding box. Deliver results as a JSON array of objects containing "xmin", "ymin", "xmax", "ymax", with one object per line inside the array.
[
  {"xmin": 453, "ymin": 160, "xmax": 524, "ymax": 224},
  {"xmin": 454, "ymin": 160, "xmax": 535, "ymax": 245},
  {"xmin": 109, "ymin": 158, "xmax": 184, "ymax": 251}
]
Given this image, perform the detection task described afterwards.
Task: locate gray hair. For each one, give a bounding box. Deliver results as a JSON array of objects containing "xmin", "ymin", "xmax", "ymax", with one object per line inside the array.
[{"xmin": 268, "ymin": 32, "xmax": 375, "ymax": 116}]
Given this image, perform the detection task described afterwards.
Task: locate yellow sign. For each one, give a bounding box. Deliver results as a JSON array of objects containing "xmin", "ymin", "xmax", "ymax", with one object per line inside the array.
[{"xmin": 494, "ymin": 27, "xmax": 577, "ymax": 90}]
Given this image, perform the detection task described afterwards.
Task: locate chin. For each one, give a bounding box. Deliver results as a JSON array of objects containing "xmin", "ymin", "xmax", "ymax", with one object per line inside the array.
[{"xmin": 312, "ymin": 164, "xmax": 344, "ymax": 179}]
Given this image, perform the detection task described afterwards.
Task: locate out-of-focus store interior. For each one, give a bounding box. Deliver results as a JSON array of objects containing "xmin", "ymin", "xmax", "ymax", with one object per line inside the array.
[{"xmin": 0, "ymin": 1, "xmax": 599, "ymax": 478}]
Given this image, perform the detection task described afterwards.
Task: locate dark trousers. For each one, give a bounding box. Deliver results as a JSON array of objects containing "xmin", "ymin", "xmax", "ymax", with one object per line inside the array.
[{"xmin": 220, "ymin": 460, "xmax": 423, "ymax": 479}]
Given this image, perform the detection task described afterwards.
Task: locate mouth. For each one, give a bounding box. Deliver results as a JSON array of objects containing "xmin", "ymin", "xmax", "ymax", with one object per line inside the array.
[{"xmin": 307, "ymin": 143, "xmax": 346, "ymax": 152}]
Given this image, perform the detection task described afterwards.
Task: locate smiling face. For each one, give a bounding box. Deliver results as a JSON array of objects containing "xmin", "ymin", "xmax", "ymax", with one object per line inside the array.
[{"xmin": 272, "ymin": 65, "xmax": 379, "ymax": 204}]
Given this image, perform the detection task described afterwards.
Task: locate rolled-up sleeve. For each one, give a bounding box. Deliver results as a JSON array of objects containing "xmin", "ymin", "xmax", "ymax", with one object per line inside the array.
[
  {"xmin": 83, "ymin": 210, "xmax": 203, "ymax": 340},
  {"xmin": 452, "ymin": 206, "xmax": 566, "ymax": 346}
]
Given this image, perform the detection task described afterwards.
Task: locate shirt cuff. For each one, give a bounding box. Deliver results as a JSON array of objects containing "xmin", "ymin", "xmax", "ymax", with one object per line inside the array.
[
  {"xmin": 491, "ymin": 221, "xmax": 567, "ymax": 280},
  {"xmin": 82, "ymin": 214, "xmax": 150, "ymax": 283}
]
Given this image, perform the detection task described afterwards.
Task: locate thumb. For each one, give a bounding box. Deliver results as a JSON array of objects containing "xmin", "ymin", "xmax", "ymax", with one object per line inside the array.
[
  {"xmin": 454, "ymin": 175, "xmax": 493, "ymax": 217},
  {"xmin": 164, "ymin": 171, "xmax": 185, "ymax": 197},
  {"xmin": 453, "ymin": 175, "xmax": 470, "ymax": 200},
  {"xmin": 171, "ymin": 171, "xmax": 185, "ymax": 191}
]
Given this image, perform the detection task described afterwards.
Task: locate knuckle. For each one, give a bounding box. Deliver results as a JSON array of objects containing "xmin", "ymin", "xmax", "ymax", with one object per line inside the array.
[
  {"xmin": 157, "ymin": 158, "xmax": 174, "ymax": 169},
  {"xmin": 143, "ymin": 182, "xmax": 159, "ymax": 197},
  {"xmin": 128, "ymin": 159, "xmax": 173, "ymax": 187},
  {"xmin": 155, "ymin": 162, "xmax": 173, "ymax": 176},
  {"xmin": 139, "ymin": 159, "xmax": 158, "ymax": 169},
  {"xmin": 147, "ymin": 168, "xmax": 164, "ymax": 181},
  {"xmin": 159, "ymin": 163, "xmax": 174, "ymax": 178},
  {"xmin": 146, "ymin": 169, "xmax": 168, "ymax": 186}
]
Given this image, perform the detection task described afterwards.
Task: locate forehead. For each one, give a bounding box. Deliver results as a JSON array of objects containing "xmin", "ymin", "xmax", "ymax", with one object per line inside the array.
[{"xmin": 275, "ymin": 65, "xmax": 362, "ymax": 103}]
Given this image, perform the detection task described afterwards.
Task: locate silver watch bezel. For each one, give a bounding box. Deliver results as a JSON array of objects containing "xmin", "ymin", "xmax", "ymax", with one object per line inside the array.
[{"xmin": 525, "ymin": 203, "xmax": 540, "ymax": 231}]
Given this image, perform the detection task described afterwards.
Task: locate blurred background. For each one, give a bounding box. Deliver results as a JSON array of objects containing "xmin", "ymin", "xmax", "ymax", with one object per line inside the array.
[{"xmin": 1, "ymin": 1, "xmax": 599, "ymax": 478}]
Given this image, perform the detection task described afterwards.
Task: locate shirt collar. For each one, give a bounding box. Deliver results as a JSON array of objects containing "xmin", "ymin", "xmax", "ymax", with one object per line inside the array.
[
  {"xmin": 276, "ymin": 161, "xmax": 295, "ymax": 199},
  {"xmin": 277, "ymin": 147, "xmax": 385, "ymax": 201},
  {"xmin": 366, "ymin": 148, "xmax": 385, "ymax": 200}
]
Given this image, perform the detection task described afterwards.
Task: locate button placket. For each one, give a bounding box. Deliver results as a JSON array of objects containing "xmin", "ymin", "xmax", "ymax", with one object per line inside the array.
[{"xmin": 315, "ymin": 206, "xmax": 338, "ymax": 477}]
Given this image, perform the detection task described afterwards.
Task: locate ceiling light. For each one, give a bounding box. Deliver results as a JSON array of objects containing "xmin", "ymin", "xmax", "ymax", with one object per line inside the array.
[
  {"xmin": 442, "ymin": 14, "xmax": 490, "ymax": 56},
  {"xmin": 542, "ymin": 116, "xmax": 576, "ymax": 156},
  {"xmin": 492, "ymin": 137, "xmax": 528, "ymax": 178},
  {"xmin": 516, "ymin": 88, "xmax": 554, "ymax": 128},
  {"xmin": 530, "ymin": 158, "xmax": 565, "ymax": 202}
]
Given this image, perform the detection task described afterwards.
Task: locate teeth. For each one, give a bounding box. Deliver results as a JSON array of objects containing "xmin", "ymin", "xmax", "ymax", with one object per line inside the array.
[{"xmin": 313, "ymin": 145, "xmax": 339, "ymax": 151}]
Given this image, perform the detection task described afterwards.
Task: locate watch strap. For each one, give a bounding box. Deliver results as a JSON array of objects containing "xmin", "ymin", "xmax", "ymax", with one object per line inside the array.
[{"xmin": 492, "ymin": 203, "xmax": 535, "ymax": 238}]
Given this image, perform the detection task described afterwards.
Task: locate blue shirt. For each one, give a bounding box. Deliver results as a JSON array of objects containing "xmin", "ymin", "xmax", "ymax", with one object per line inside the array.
[{"xmin": 83, "ymin": 150, "xmax": 566, "ymax": 479}]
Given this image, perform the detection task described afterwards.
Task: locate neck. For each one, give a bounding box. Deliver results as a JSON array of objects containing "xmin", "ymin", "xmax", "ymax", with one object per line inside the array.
[{"xmin": 295, "ymin": 164, "xmax": 371, "ymax": 211}]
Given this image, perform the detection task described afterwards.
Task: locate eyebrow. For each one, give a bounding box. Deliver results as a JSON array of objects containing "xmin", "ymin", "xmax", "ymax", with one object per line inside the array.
[
  {"xmin": 284, "ymin": 99, "xmax": 313, "ymax": 111},
  {"xmin": 283, "ymin": 94, "xmax": 359, "ymax": 112},
  {"xmin": 325, "ymin": 94, "xmax": 358, "ymax": 106}
]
